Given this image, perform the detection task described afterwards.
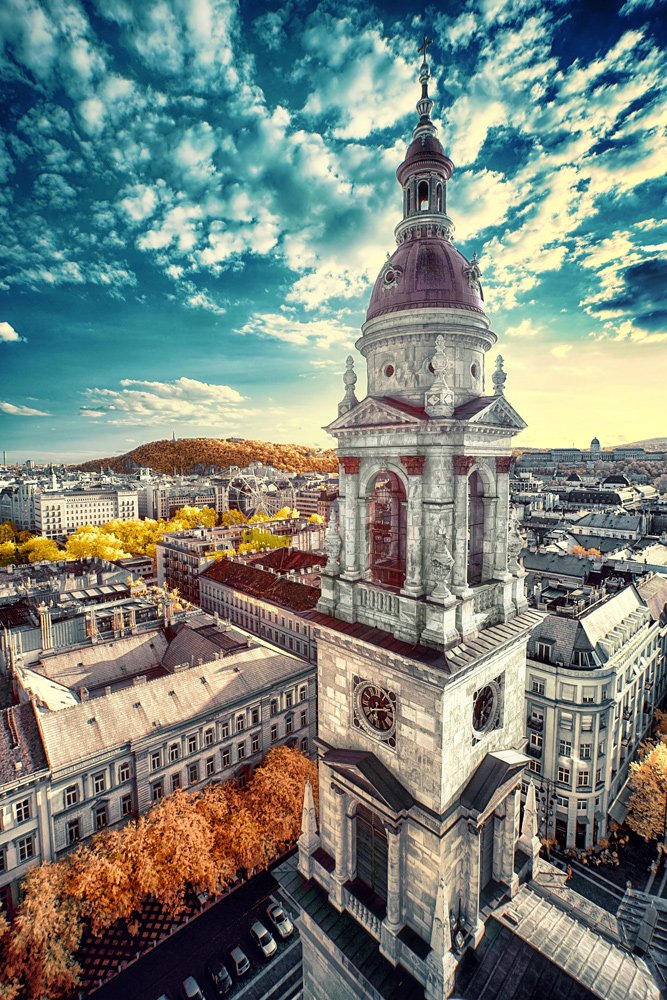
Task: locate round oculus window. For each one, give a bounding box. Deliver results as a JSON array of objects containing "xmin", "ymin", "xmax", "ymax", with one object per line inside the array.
[
  {"xmin": 472, "ymin": 684, "xmax": 498, "ymax": 735},
  {"xmin": 384, "ymin": 269, "xmax": 396, "ymax": 284},
  {"xmin": 471, "ymin": 362, "xmax": 480, "ymax": 380},
  {"xmin": 384, "ymin": 364, "xmax": 395, "ymax": 378}
]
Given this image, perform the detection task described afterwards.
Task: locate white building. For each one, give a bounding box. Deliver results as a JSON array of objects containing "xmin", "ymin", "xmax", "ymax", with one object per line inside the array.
[{"xmin": 35, "ymin": 488, "xmax": 139, "ymax": 539}]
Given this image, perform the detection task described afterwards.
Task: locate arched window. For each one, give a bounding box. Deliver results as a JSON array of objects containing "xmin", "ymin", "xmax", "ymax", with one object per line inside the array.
[
  {"xmin": 368, "ymin": 470, "xmax": 406, "ymax": 589},
  {"xmin": 468, "ymin": 470, "xmax": 484, "ymax": 586},
  {"xmin": 406, "ymin": 188, "xmax": 411, "ymax": 213},
  {"xmin": 436, "ymin": 183, "xmax": 443, "ymax": 212},
  {"xmin": 418, "ymin": 180, "xmax": 429, "ymax": 211}
]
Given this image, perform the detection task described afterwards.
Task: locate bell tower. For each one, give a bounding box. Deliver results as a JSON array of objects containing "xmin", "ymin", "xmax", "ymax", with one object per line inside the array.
[{"xmin": 281, "ymin": 39, "xmax": 542, "ymax": 1000}]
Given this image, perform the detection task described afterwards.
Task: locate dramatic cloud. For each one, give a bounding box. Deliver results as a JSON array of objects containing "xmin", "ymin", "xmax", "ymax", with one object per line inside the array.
[
  {"xmin": 81, "ymin": 376, "xmax": 247, "ymax": 426},
  {"xmin": 0, "ymin": 320, "xmax": 25, "ymax": 343}
]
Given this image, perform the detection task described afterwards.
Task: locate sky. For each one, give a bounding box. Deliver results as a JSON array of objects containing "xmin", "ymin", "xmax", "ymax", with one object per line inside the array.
[{"xmin": 0, "ymin": 0, "xmax": 666, "ymax": 463}]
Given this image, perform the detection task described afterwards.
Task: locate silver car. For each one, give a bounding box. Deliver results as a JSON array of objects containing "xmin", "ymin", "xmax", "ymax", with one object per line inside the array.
[
  {"xmin": 266, "ymin": 902, "xmax": 294, "ymax": 939},
  {"xmin": 250, "ymin": 920, "xmax": 277, "ymax": 958},
  {"xmin": 181, "ymin": 977, "xmax": 205, "ymax": 1000},
  {"xmin": 230, "ymin": 945, "xmax": 250, "ymax": 977}
]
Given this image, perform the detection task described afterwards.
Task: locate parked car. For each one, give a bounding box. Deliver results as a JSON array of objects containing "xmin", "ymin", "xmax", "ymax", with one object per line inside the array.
[
  {"xmin": 207, "ymin": 959, "xmax": 232, "ymax": 995},
  {"xmin": 266, "ymin": 901, "xmax": 294, "ymax": 939},
  {"xmin": 230, "ymin": 945, "xmax": 251, "ymax": 977},
  {"xmin": 181, "ymin": 977, "xmax": 205, "ymax": 1000},
  {"xmin": 250, "ymin": 920, "xmax": 277, "ymax": 958}
]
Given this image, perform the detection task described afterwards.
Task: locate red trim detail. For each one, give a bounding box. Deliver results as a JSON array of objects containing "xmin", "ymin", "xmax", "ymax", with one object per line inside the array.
[
  {"xmin": 453, "ymin": 455, "xmax": 475, "ymax": 476},
  {"xmin": 340, "ymin": 457, "xmax": 361, "ymax": 475},
  {"xmin": 400, "ymin": 455, "xmax": 426, "ymax": 476},
  {"xmin": 496, "ymin": 457, "xmax": 513, "ymax": 474}
]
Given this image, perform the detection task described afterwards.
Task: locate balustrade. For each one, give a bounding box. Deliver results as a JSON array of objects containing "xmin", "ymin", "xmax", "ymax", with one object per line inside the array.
[
  {"xmin": 358, "ymin": 586, "xmax": 399, "ymax": 617},
  {"xmin": 344, "ymin": 888, "xmax": 382, "ymax": 940}
]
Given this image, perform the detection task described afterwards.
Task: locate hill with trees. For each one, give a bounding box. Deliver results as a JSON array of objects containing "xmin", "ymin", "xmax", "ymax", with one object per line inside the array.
[{"xmin": 76, "ymin": 438, "xmax": 338, "ymax": 475}]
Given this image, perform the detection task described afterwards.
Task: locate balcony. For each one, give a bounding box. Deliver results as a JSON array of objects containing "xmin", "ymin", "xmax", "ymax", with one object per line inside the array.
[
  {"xmin": 527, "ymin": 745, "xmax": 543, "ymax": 759},
  {"xmin": 527, "ymin": 717, "xmax": 544, "ymax": 732},
  {"xmin": 343, "ymin": 881, "xmax": 385, "ymax": 941}
]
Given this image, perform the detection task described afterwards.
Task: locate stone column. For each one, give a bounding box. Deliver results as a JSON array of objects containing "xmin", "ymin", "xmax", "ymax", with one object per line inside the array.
[
  {"xmin": 494, "ymin": 457, "xmax": 512, "ymax": 578},
  {"xmin": 400, "ymin": 456, "xmax": 425, "ymax": 596},
  {"xmin": 329, "ymin": 785, "xmax": 348, "ymax": 910},
  {"xmin": 385, "ymin": 823, "xmax": 403, "ymax": 931},
  {"xmin": 340, "ymin": 457, "xmax": 361, "ymax": 580},
  {"xmin": 465, "ymin": 821, "xmax": 484, "ymax": 946},
  {"xmin": 451, "ymin": 456, "xmax": 473, "ymax": 592}
]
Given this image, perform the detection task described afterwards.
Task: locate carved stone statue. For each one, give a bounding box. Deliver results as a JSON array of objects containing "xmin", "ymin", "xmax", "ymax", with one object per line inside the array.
[
  {"xmin": 324, "ymin": 505, "xmax": 342, "ymax": 574},
  {"xmin": 425, "ymin": 335, "xmax": 455, "ymax": 417},
  {"xmin": 431, "ymin": 510, "xmax": 454, "ymax": 600},
  {"xmin": 507, "ymin": 511, "xmax": 525, "ymax": 573}
]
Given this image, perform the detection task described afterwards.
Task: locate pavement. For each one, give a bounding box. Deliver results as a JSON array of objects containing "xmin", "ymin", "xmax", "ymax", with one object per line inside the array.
[{"xmin": 84, "ymin": 870, "xmax": 302, "ymax": 1000}]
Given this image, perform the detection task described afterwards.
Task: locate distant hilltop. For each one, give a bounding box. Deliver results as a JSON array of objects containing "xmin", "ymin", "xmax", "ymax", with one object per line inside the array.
[
  {"xmin": 617, "ymin": 437, "xmax": 667, "ymax": 451},
  {"xmin": 75, "ymin": 438, "xmax": 339, "ymax": 475}
]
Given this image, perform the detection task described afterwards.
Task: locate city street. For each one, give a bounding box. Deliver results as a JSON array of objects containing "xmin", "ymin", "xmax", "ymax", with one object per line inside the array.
[{"xmin": 85, "ymin": 870, "xmax": 302, "ymax": 1000}]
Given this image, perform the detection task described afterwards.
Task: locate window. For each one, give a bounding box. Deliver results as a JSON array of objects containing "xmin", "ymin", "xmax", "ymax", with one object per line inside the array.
[
  {"xmin": 64, "ymin": 785, "xmax": 78, "ymax": 808},
  {"xmin": 300, "ymin": 710, "xmax": 308, "ymax": 729},
  {"xmin": 559, "ymin": 740, "xmax": 571, "ymax": 757},
  {"xmin": 237, "ymin": 742, "xmax": 246, "ymax": 761},
  {"xmin": 535, "ymin": 642, "xmax": 551, "ymax": 662},
  {"xmin": 169, "ymin": 743, "xmax": 181, "ymax": 762},
  {"xmin": 560, "ymin": 711, "xmax": 573, "ymax": 731},
  {"xmin": 252, "ymin": 734, "xmax": 260, "ymax": 753},
  {"xmin": 581, "ymin": 715, "xmax": 593, "ymax": 732},
  {"xmin": 531, "ymin": 677, "xmax": 545, "ymax": 695},
  {"xmin": 94, "ymin": 806, "xmax": 108, "ymax": 831},
  {"xmin": 528, "ymin": 759, "xmax": 542, "ymax": 774},
  {"xmin": 236, "ymin": 714, "xmax": 245, "ymax": 733},
  {"xmin": 171, "ymin": 773, "xmax": 181, "ymax": 792},
  {"xmin": 121, "ymin": 794, "xmax": 133, "ymax": 816},
  {"xmin": 300, "ymin": 737, "xmax": 308, "ymax": 753},
  {"xmin": 150, "ymin": 750, "xmax": 161, "ymax": 771},
  {"xmin": 299, "ymin": 685, "xmax": 307, "ymax": 702},
  {"xmin": 529, "ymin": 732, "xmax": 543, "ymax": 749},
  {"xmin": 580, "ymin": 743, "xmax": 591, "ymax": 760},
  {"xmin": 531, "ymin": 708, "xmax": 544, "ymax": 722},
  {"xmin": 221, "ymin": 721, "xmax": 230, "ymax": 739},
  {"xmin": 151, "ymin": 781, "xmax": 164, "ymax": 803},
  {"xmin": 206, "ymin": 757, "xmax": 215, "ymax": 777},
  {"xmin": 92, "ymin": 772, "xmax": 106, "ymax": 795},
  {"xmin": 237, "ymin": 773, "xmax": 249, "ymax": 790},
  {"xmin": 222, "ymin": 748, "xmax": 230, "ymax": 767},
  {"xmin": 270, "ymin": 724, "xmax": 278, "ymax": 744},
  {"xmin": 582, "ymin": 687, "xmax": 596, "ymax": 704},
  {"xmin": 204, "ymin": 728, "xmax": 214, "ymax": 747},
  {"xmin": 560, "ymin": 683, "xmax": 575, "ymax": 702},
  {"xmin": 251, "ymin": 707, "xmax": 260, "ymax": 725},
  {"xmin": 418, "ymin": 179, "xmax": 429, "ymax": 211},
  {"xmin": 599, "ymin": 740, "xmax": 606, "ymax": 756},
  {"xmin": 187, "ymin": 734, "xmax": 198, "ymax": 754},
  {"xmin": 188, "ymin": 762, "xmax": 199, "ymax": 785},
  {"xmin": 369, "ymin": 469, "xmax": 407, "ymax": 589},
  {"xmin": 557, "ymin": 767, "xmax": 570, "ymax": 784},
  {"xmin": 577, "ymin": 770, "xmax": 590, "ymax": 787},
  {"xmin": 118, "ymin": 762, "xmax": 131, "ymax": 783},
  {"xmin": 270, "ymin": 699, "xmax": 278, "ymax": 716},
  {"xmin": 285, "ymin": 692, "xmax": 293, "ymax": 709},
  {"xmin": 17, "ymin": 835, "xmax": 34, "ymax": 863},
  {"xmin": 15, "ymin": 798, "xmax": 31, "ymax": 823},
  {"xmin": 596, "ymin": 768, "xmax": 602, "ymax": 784},
  {"xmin": 67, "ymin": 820, "xmax": 81, "ymax": 845},
  {"xmin": 557, "ymin": 796, "xmax": 568, "ymax": 808},
  {"xmin": 286, "ymin": 716, "xmax": 293, "ymax": 735},
  {"xmin": 577, "ymin": 800, "xmax": 587, "ymax": 813},
  {"xmin": 0, "ymin": 847, "xmax": 6, "ymax": 872}
]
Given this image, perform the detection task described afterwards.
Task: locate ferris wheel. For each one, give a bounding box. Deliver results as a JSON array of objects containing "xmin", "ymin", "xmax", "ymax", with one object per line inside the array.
[{"xmin": 226, "ymin": 474, "xmax": 296, "ymax": 518}]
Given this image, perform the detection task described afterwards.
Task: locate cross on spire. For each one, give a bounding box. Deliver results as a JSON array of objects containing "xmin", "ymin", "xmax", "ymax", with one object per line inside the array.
[{"xmin": 418, "ymin": 34, "xmax": 432, "ymax": 61}]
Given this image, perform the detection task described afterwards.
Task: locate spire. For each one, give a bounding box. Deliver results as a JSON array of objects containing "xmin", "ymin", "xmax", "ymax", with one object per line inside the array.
[
  {"xmin": 414, "ymin": 34, "xmax": 436, "ymax": 138},
  {"xmin": 519, "ymin": 778, "xmax": 542, "ymax": 877},
  {"xmin": 297, "ymin": 777, "xmax": 320, "ymax": 878},
  {"xmin": 337, "ymin": 355, "xmax": 359, "ymax": 416}
]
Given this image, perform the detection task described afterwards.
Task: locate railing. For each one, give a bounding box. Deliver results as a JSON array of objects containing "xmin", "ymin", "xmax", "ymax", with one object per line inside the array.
[
  {"xmin": 357, "ymin": 586, "xmax": 399, "ymax": 618},
  {"xmin": 473, "ymin": 583, "xmax": 497, "ymax": 614},
  {"xmin": 344, "ymin": 888, "xmax": 382, "ymax": 940}
]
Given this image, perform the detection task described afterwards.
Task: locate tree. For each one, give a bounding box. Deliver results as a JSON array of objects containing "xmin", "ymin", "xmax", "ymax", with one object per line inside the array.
[
  {"xmin": 0, "ymin": 521, "xmax": 18, "ymax": 543},
  {"xmin": 67, "ymin": 824, "xmax": 145, "ymax": 936},
  {"xmin": 627, "ymin": 742, "xmax": 667, "ymax": 842},
  {"xmin": 0, "ymin": 540, "xmax": 17, "ymax": 567},
  {"xmin": 64, "ymin": 527, "xmax": 130, "ymax": 561},
  {"xmin": 18, "ymin": 537, "xmax": 61, "ymax": 563},
  {"xmin": 168, "ymin": 505, "xmax": 216, "ymax": 530},
  {"xmin": 0, "ymin": 912, "xmax": 20, "ymax": 1000},
  {"xmin": 220, "ymin": 509, "xmax": 247, "ymax": 526},
  {"xmin": 308, "ymin": 513, "xmax": 324, "ymax": 524},
  {"xmin": 245, "ymin": 746, "xmax": 319, "ymax": 853},
  {"xmin": 195, "ymin": 783, "xmax": 270, "ymax": 883},
  {"xmin": 4, "ymin": 861, "xmax": 83, "ymax": 1000},
  {"xmin": 138, "ymin": 790, "xmax": 217, "ymax": 918}
]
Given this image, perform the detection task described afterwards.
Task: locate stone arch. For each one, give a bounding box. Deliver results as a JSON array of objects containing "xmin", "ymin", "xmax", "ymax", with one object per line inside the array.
[
  {"xmin": 363, "ymin": 468, "xmax": 408, "ymax": 590},
  {"xmin": 467, "ymin": 460, "xmax": 498, "ymax": 586}
]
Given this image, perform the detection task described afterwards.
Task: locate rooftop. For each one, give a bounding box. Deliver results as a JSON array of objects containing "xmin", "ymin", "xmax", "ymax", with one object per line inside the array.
[
  {"xmin": 0, "ymin": 701, "xmax": 49, "ymax": 785},
  {"xmin": 203, "ymin": 558, "xmax": 321, "ymax": 613}
]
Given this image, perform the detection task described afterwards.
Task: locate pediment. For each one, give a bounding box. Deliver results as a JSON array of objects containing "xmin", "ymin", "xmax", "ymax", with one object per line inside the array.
[
  {"xmin": 324, "ymin": 396, "xmax": 425, "ymax": 434},
  {"xmin": 467, "ymin": 395, "xmax": 527, "ymax": 430},
  {"xmin": 322, "ymin": 748, "xmax": 414, "ymax": 814}
]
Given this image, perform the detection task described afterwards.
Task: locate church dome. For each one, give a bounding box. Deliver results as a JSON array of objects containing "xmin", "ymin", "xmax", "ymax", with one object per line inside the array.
[
  {"xmin": 396, "ymin": 133, "xmax": 452, "ymax": 186},
  {"xmin": 366, "ymin": 238, "xmax": 485, "ymax": 321}
]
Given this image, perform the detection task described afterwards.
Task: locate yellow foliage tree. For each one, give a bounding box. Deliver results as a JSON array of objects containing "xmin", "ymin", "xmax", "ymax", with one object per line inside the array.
[
  {"xmin": 4, "ymin": 862, "xmax": 83, "ymax": 1000},
  {"xmin": 64, "ymin": 527, "xmax": 130, "ymax": 561},
  {"xmin": 102, "ymin": 517, "xmax": 162, "ymax": 557},
  {"xmin": 627, "ymin": 742, "xmax": 667, "ymax": 842},
  {"xmin": 0, "ymin": 521, "xmax": 18, "ymax": 543},
  {"xmin": 239, "ymin": 527, "xmax": 290, "ymax": 553},
  {"xmin": 0, "ymin": 540, "xmax": 18, "ymax": 567},
  {"xmin": 67, "ymin": 824, "xmax": 145, "ymax": 936},
  {"xmin": 308, "ymin": 513, "xmax": 324, "ymax": 523},
  {"xmin": 167, "ymin": 505, "xmax": 216, "ymax": 530},
  {"xmin": 195, "ymin": 783, "xmax": 271, "ymax": 883},
  {"xmin": 18, "ymin": 537, "xmax": 62, "ymax": 563},
  {"xmin": 273, "ymin": 506, "xmax": 293, "ymax": 520},
  {"xmin": 220, "ymin": 509, "xmax": 247, "ymax": 526}
]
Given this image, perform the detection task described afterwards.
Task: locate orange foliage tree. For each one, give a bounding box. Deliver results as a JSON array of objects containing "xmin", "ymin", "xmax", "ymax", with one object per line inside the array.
[
  {"xmin": 4, "ymin": 862, "xmax": 83, "ymax": 1000},
  {"xmin": 245, "ymin": 746, "xmax": 319, "ymax": 852},
  {"xmin": 67, "ymin": 824, "xmax": 146, "ymax": 936},
  {"xmin": 627, "ymin": 742, "xmax": 667, "ymax": 842}
]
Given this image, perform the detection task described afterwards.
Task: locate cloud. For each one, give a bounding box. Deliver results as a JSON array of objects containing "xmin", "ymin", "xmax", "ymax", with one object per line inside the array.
[
  {"xmin": 0, "ymin": 321, "xmax": 26, "ymax": 343},
  {"xmin": 0, "ymin": 400, "xmax": 49, "ymax": 416},
  {"xmin": 81, "ymin": 376, "xmax": 247, "ymax": 426},
  {"xmin": 587, "ymin": 258, "xmax": 667, "ymax": 335},
  {"xmin": 504, "ymin": 319, "xmax": 539, "ymax": 338},
  {"xmin": 551, "ymin": 344, "xmax": 572, "ymax": 358},
  {"xmin": 237, "ymin": 312, "xmax": 358, "ymax": 350}
]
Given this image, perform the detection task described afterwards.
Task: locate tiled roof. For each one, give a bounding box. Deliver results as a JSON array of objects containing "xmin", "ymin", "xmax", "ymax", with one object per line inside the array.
[
  {"xmin": 38, "ymin": 644, "xmax": 310, "ymax": 771},
  {"xmin": 0, "ymin": 701, "xmax": 49, "ymax": 785},
  {"xmin": 637, "ymin": 575, "xmax": 667, "ymax": 623},
  {"xmin": 203, "ymin": 559, "xmax": 321, "ymax": 613},
  {"xmin": 452, "ymin": 395, "xmax": 497, "ymax": 420},
  {"xmin": 247, "ymin": 548, "xmax": 327, "ymax": 575},
  {"xmin": 161, "ymin": 620, "xmax": 248, "ymax": 669},
  {"xmin": 574, "ymin": 512, "xmax": 642, "ymax": 531},
  {"xmin": 523, "ymin": 551, "xmax": 590, "ymax": 579},
  {"xmin": 378, "ymin": 395, "xmax": 429, "ymax": 420},
  {"xmin": 37, "ymin": 631, "xmax": 169, "ymax": 689}
]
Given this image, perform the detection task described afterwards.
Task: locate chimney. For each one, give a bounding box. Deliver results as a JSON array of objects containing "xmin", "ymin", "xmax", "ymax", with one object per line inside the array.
[{"xmin": 79, "ymin": 686, "xmax": 89, "ymax": 702}]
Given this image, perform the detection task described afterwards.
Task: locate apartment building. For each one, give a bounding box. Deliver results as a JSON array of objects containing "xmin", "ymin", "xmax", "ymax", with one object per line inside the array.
[{"xmin": 35, "ymin": 488, "xmax": 139, "ymax": 539}]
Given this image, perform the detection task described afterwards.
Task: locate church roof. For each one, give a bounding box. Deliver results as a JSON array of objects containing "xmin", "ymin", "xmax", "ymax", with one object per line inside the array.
[
  {"xmin": 460, "ymin": 749, "xmax": 527, "ymax": 819},
  {"xmin": 321, "ymin": 747, "xmax": 414, "ymax": 813},
  {"xmin": 366, "ymin": 237, "xmax": 485, "ymax": 321}
]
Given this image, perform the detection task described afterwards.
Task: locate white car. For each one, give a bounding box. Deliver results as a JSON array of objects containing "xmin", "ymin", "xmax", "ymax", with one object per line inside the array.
[
  {"xmin": 181, "ymin": 977, "xmax": 205, "ymax": 1000},
  {"xmin": 266, "ymin": 901, "xmax": 294, "ymax": 939},
  {"xmin": 250, "ymin": 920, "xmax": 277, "ymax": 958}
]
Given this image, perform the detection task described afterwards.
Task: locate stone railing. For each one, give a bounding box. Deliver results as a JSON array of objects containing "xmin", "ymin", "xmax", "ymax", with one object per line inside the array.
[
  {"xmin": 344, "ymin": 888, "xmax": 382, "ymax": 941},
  {"xmin": 473, "ymin": 582, "xmax": 497, "ymax": 614},
  {"xmin": 357, "ymin": 586, "xmax": 399, "ymax": 618},
  {"xmin": 396, "ymin": 938, "xmax": 428, "ymax": 986}
]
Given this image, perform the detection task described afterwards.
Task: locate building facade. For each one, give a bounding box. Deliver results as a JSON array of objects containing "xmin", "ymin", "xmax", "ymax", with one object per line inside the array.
[{"xmin": 35, "ymin": 488, "xmax": 139, "ymax": 539}]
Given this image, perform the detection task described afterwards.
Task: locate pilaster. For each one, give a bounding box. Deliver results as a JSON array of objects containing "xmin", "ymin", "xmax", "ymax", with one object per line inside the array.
[
  {"xmin": 329, "ymin": 785, "xmax": 348, "ymax": 911},
  {"xmin": 400, "ymin": 455, "xmax": 425, "ymax": 597},
  {"xmin": 493, "ymin": 457, "xmax": 512, "ymax": 580},
  {"xmin": 451, "ymin": 456, "xmax": 473, "ymax": 594},
  {"xmin": 380, "ymin": 822, "xmax": 404, "ymax": 965},
  {"xmin": 340, "ymin": 458, "xmax": 361, "ymax": 581}
]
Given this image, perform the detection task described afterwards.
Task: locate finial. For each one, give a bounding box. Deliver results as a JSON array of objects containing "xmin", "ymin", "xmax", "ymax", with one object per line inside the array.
[
  {"xmin": 425, "ymin": 335, "xmax": 455, "ymax": 418},
  {"xmin": 414, "ymin": 33, "xmax": 435, "ymax": 137},
  {"xmin": 492, "ymin": 355, "xmax": 506, "ymax": 396},
  {"xmin": 338, "ymin": 355, "xmax": 359, "ymax": 416}
]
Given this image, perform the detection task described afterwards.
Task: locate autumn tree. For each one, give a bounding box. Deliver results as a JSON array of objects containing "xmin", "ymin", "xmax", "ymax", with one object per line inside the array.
[
  {"xmin": 0, "ymin": 540, "xmax": 18, "ymax": 567},
  {"xmin": 168, "ymin": 505, "xmax": 216, "ymax": 530},
  {"xmin": 18, "ymin": 537, "xmax": 61, "ymax": 563},
  {"xmin": 246, "ymin": 746, "xmax": 319, "ymax": 853},
  {"xmin": 239, "ymin": 527, "xmax": 290, "ymax": 553},
  {"xmin": 64, "ymin": 527, "xmax": 130, "ymax": 561},
  {"xmin": 220, "ymin": 509, "xmax": 248, "ymax": 526},
  {"xmin": 0, "ymin": 911, "xmax": 20, "ymax": 1000},
  {"xmin": 4, "ymin": 861, "xmax": 83, "ymax": 1000},
  {"xmin": 195, "ymin": 782, "xmax": 272, "ymax": 882},
  {"xmin": 0, "ymin": 520, "xmax": 18, "ymax": 543},
  {"xmin": 308, "ymin": 513, "xmax": 324, "ymax": 523},
  {"xmin": 138, "ymin": 790, "xmax": 217, "ymax": 918},
  {"xmin": 627, "ymin": 742, "xmax": 667, "ymax": 842},
  {"xmin": 67, "ymin": 824, "xmax": 146, "ymax": 936}
]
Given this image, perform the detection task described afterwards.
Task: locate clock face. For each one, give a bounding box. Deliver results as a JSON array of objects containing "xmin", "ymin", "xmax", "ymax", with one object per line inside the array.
[
  {"xmin": 472, "ymin": 684, "xmax": 497, "ymax": 734},
  {"xmin": 352, "ymin": 678, "xmax": 397, "ymax": 746}
]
